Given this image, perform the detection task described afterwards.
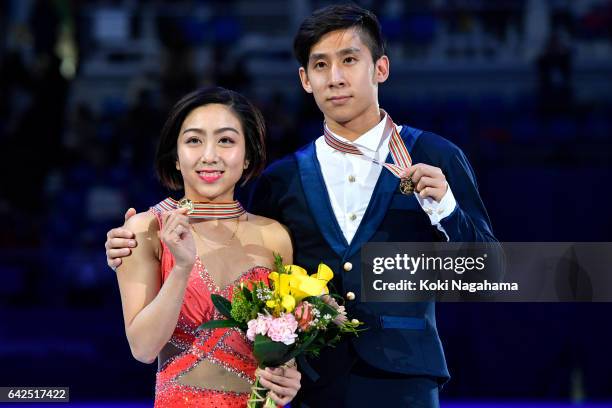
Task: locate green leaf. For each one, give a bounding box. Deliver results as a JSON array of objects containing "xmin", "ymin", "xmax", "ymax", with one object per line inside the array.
[
  {"xmin": 273, "ymin": 253, "xmax": 285, "ymax": 274},
  {"xmin": 324, "ymin": 325, "xmax": 340, "ymax": 341},
  {"xmin": 319, "ymin": 302, "xmax": 338, "ymax": 318},
  {"xmin": 280, "ymin": 329, "xmax": 319, "ymax": 364},
  {"xmin": 242, "ymin": 285, "xmax": 253, "ymax": 302},
  {"xmin": 211, "ymin": 294, "xmax": 233, "ymax": 319},
  {"xmin": 253, "ymin": 334, "xmax": 291, "ymax": 367},
  {"xmin": 251, "ymin": 282, "xmax": 264, "ymax": 307},
  {"xmin": 301, "ymin": 296, "xmax": 338, "ymax": 318},
  {"xmin": 197, "ymin": 319, "xmax": 241, "ymax": 330},
  {"xmin": 301, "ymin": 295, "xmax": 318, "ymax": 304}
]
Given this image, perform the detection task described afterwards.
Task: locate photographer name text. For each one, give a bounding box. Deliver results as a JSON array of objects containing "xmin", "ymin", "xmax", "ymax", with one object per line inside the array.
[{"xmin": 372, "ymin": 279, "xmax": 518, "ymax": 293}]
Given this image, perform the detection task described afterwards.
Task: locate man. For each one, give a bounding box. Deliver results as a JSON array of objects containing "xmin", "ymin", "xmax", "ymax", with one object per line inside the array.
[{"xmin": 106, "ymin": 5, "xmax": 496, "ymax": 407}]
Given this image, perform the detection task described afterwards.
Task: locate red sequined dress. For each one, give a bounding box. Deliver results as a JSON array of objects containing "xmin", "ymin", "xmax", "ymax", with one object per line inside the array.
[{"xmin": 150, "ymin": 206, "xmax": 271, "ymax": 407}]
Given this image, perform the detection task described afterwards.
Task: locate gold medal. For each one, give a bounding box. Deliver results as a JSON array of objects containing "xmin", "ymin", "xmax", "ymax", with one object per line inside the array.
[
  {"xmin": 178, "ymin": 198, "xmax": 194, "ymax": 214},
  {"xmin": 399, "ymin": 178, "xmax": 414, "ymax": 195}
]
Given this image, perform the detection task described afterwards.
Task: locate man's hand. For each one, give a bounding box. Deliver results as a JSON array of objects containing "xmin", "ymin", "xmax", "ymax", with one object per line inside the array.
[
  {"xmin": 105, "ymin": 208, "xmax": 137, "ymax": 270},
  {"xmin": 400, "ymin": 164, "xmax": 448, "ymax": 202}
]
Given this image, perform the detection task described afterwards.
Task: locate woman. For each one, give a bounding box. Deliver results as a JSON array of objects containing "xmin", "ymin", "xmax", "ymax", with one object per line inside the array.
[{"xmin": 115, "ymin": 87, "xmax": 301, "ymax": 407}]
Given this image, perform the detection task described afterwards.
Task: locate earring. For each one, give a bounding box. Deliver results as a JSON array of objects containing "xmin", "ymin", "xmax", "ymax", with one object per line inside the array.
[{"xmin": 244, "ymin": 160, "xmax": 250, "ymax": 170}]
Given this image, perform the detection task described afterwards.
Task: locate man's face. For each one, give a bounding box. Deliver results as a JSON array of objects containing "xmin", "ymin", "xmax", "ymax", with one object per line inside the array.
[{"xmin": 299, "ymin": 28, "xmax": 389, "ymax": 126}]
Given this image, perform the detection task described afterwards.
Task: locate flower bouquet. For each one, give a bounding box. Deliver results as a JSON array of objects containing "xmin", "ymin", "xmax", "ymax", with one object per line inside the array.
[{"xmin": 198, "ymin": 255, "xmax": 362, "ymax": 408}]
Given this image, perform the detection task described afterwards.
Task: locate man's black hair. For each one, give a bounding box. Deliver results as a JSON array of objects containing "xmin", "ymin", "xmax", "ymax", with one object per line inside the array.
[{"xmin": 293, "ymin": 4, "xmax": 386, "ymax": 68}]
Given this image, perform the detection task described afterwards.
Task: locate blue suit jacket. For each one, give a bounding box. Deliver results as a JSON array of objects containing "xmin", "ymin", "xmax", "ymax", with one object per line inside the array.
[{"xmin": 249, "ymin": 125, "xmax": 496, "ymax": 386}]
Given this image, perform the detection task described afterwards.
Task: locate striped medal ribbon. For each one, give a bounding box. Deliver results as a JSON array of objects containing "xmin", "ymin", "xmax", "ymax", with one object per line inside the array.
[
  {"xmin": 153, "ymin": 197, "xmax": 246, "ymax": 219},
  {"xmin": 323, "ymin": 112, "xmax": 415, "ymax": 194}
]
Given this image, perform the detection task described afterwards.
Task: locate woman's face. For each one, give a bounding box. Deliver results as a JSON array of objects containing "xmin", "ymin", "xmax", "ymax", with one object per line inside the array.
[{"xmin": 176, "ymin": 103, "xmax": 247, "ymax": 202}]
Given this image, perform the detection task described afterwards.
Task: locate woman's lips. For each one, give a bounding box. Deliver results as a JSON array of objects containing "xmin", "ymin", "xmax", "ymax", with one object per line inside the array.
[{"xmin": 197, "ymin": 170, "xmax": 223, "ymax": 183}]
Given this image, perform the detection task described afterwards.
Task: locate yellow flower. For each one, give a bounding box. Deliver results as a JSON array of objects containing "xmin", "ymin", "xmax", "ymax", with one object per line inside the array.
[
  {"xmin": 316, "ymin": 263, "xmax": 334, "ymax": 281},
  {"xmin": 284, "ymin": 265, "xmax": 307, "ymax": 276},
  {"xmin": 268, "ymin": 271, "xmax": 291, "ymax": 296},
  {"xmin": 268, "ymin": 271, "xmax": 279, "ymax": 288},
  {"xmin": 268, "ymin": 263, "xmax": 335, "ymax": 306},
  {"xmin": 286, "ymin": 263, "xmax": 334, "ymax": 302},
  {"xmin": 281, "ymin": 294, "xmax": 296, "ymax": 313},
  {"xmin": 266, "ymin": 299, "xmax": 278, "ymax": 309},
  {"xmin": 279, "ymin": 273, "xmax": 291, "ymax": 295}
]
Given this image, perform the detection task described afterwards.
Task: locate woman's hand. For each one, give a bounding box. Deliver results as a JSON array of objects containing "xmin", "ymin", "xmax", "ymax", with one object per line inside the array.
[
  {"xmin": 256, "ymin": 359, "xmax": 301, "ymax": 406},
  {"xmin": 160, "ymin": 208, "xmax": 196, "ymax": 272}
]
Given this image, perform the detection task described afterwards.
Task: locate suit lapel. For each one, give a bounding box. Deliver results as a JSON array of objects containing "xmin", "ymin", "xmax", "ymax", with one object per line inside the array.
[
  {"xmin": 295, "ymin": 143, "xmax": 349, "ymax": 257},
  {"xmin": 345, "ymin": 126, "xmax": 422, "ymax": 259}
]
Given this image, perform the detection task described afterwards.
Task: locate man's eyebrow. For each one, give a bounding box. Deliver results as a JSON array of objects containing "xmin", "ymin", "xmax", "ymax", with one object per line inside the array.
[
  {"xmin": 309, "ymin": 47, "xmax": 361, "ymax": 63},
  {"xmin": 337, "ymin": 47, "xmax": 361, "ymax": 56},
  {"xmin": 309, "ymin": 52, "xmax": 328, "ymax": 62}
]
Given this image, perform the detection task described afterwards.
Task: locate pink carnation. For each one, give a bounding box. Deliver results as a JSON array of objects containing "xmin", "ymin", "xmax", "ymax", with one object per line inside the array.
[
  {"xmin": 267, "ymin": 313, "xmax": 299, "ymax": 345},
  {"xmin": 246, "ymin": 314, "xmax": 272, "ymax": 341}
]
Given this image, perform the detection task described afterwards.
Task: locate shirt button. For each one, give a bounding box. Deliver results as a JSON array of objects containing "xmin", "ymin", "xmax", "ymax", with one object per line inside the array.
[
  {"xmin": 425, "ymin": 209, "xmax": 433, "ymax": 215},
  {"xmin": 348, "ymin": 175, "xmax": 356, "ymax": 183},
  {"xmin": 349, "ymin": 213, "xmax": 357, "ymax": 221},
  {"xmin": 437, "ymin": 208, "xmax": 444, "ymax": 214},
  {"xmin": 346, "ymin": 291, "xmax": 355, "ymax": 301},
  {"xmin": 343, "ymin": 262, "xmax": 353, "ymax": 271}
]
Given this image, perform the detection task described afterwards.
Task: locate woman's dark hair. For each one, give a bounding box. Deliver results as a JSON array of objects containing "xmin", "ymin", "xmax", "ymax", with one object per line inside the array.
[
  {"xmin": 293, "ymin": 4, "xmax": 386, "ymax": 68},
  {"xmin": 155, "ymin": 87, "xmax": 266, "ymax": 190}
]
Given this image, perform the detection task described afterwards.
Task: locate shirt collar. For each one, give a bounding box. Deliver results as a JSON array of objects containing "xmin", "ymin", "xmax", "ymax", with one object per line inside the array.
[{"xmin": 326, "ymin": 111, "xmax": 388, "ymax": 154}]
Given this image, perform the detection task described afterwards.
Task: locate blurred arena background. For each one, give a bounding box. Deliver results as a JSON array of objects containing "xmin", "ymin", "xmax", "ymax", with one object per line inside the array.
[{"xmin": 1, "ymin": 0, "xmax": 611, "ymax": 406}]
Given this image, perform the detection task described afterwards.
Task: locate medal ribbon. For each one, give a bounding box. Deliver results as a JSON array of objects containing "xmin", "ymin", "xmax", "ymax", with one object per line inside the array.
[
  {"xmin": 153, "ymin": 198, "xmax": 245, "ymax": 219},
  {"xmin": 323, "ymin": 112, "xmax": 412, "ymax": 178}
]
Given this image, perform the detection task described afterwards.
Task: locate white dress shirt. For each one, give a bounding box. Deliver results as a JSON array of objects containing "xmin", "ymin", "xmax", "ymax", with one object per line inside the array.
[{"xmin": 315, "ymin": 113, "xmax": 456, "ymax": 244}]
